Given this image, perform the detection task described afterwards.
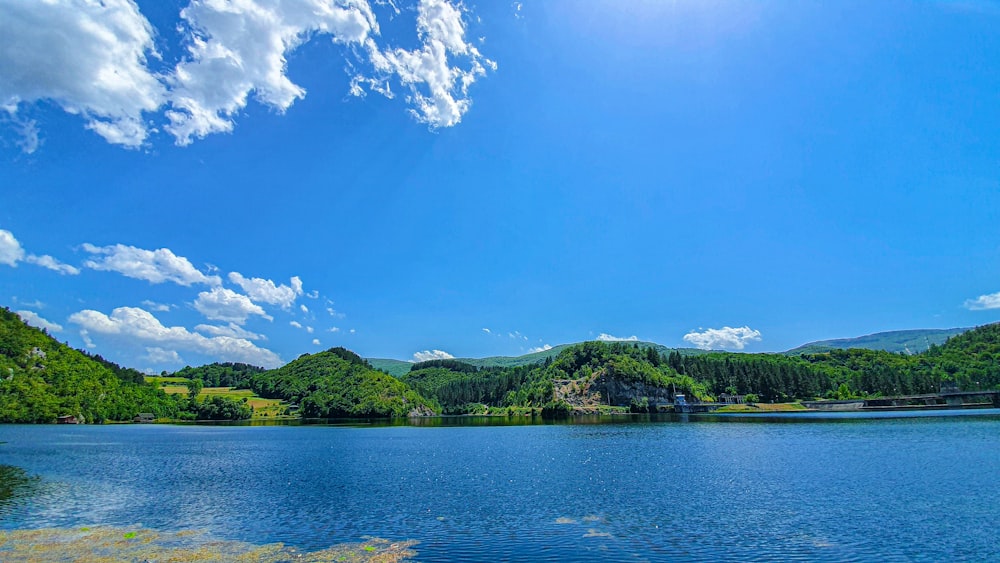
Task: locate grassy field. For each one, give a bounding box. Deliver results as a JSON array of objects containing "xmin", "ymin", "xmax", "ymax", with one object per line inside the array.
[{"xmin": 153, "ymin": 380, "xmax": 290, "ymax": 418}]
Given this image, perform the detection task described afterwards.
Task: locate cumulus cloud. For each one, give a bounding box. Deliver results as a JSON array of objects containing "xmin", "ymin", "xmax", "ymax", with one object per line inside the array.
[
  {"xmin": 0, "ymin": 229, "xmax": 25, "ymax": 266},
  {"xmin": 83, "ymin": 243, "xmax": 222, "ymax": 286},
  {"xmin": 0, "ymin": 0, "xmax": 165, "ymax": 147},
  {"xmin": 528, "ymin": 344, "xmax": 552, "ymax": 354},
  {"xmin": 964, "ymin": 291, "xmax": 1000, "ymax": 311},
  {"xmin": 312, "ymin": 338, "xmax": 321, "ymax": 346},
  {"xmin": 413, "ymin": 349, "xmax": 454, "ymax": 362},
  {"xmin": 1, "ymin": 0, "xmax": 492, "ymax": 149},
  {"xmin": 597, "ymin": 333, "xmax": 639, "ymax": 342},
  {"xmin": 683, "ymin": 326, "xmax": 762, "ymax": 351},
  {"xmin": 0, "ymin": 229, "xmax": 79, "ymax": 274},
  {"xmin": 195, "ymin": 322, "xmax": 265, "ymax": 341},
  {"xmin": 194, "ymin": 287, "xmax": 272, "ymax": 324},
  {"xmin": 16, "ymin": 310, "xmax": 63, "ymax": 333},
  {"xmin": 228, "ymin": 272, "xmax": 304, "ymax": 308},
  {"xmin": 355, "ymin": 0, "xmax": 495, "ymax": 127},
  {"xmin": 482, "ymin": 327, "xmax": 491, "ymax": 334},
  {"xmin": 290, "ymin": 321, "xmax": 303, "ymax": 329},
  {"xmin": 69, "ymin": 306, "xmax": 283, "ymax": 368},
  {"xmin": 165, "ymin": 0, "xmax": 377, "ymax": 145}
]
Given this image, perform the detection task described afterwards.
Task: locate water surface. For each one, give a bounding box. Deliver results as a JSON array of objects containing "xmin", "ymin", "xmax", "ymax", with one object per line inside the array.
[{"xmin": 1, "ymin": 411, "xmax": 998, "ymax": 561}]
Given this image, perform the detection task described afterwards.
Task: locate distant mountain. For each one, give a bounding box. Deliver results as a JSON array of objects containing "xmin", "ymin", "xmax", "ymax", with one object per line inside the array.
[
  {"xmin": 784, "ymin": 328, "xmax": 969, "ymax": 355},
  {"xmin": 369, "ymin": 341, "xmax": 709, "ymax": 377}
]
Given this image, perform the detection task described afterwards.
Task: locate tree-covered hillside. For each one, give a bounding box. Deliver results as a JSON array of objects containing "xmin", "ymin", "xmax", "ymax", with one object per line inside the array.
[
  {"xmin": 173, "ymin": 362, "xmax": 265, "ymax": 388},
  {"xmin": 249, "ymin": 348, "xmax": 434, "ymax": 418},
  {"xmin": 0, "ymin": 308, "xmax": 181, "ymax": 423}
]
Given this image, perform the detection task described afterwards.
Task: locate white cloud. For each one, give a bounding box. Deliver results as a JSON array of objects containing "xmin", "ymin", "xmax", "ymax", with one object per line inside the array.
[
  {"xmin": 145, "ymin": 347, "xmax": 183, "ymax": 364},
  {"xmin": 195, "ymin": 322, "xmax": 265, "ymax": 341},
  {"xmin": 349, "ymin": 328, "xmax": 356, "ymax": 334},
  {"xmin": 328, "ymin": 327, "xmax": 340, "ymax": 333},
  {"xmin": 597, "ymin": 333, "xmax": 639, "ymax": 342},
  {"xmin": 164, "ymin": 0, "xmax": 378, "ymax": 145},
  {"xmin": 0, "ymin": 229, "xmax": 25, "ymax": 266},
  {"xmin": 69, "ymin": 306, "xmax": 283, "ymax": 368},
  {"xmin": 228, "ymin": 272, "xmax": 303, "ymax": 308},
  {"xmin": 79, "ymin": 329, "xmax": 96, "ymax": 348},
  {"xmin": 141, "ymin": 300, "xmax": 173, "ymax": 312},
  {"xmin": 0, "ymin": 229, "xmax": 79, "ymax": 274},
  {"xmin": 83, "ymin": 243, "xmax": 222, "ymax": 287},
  {"xmin": 964, "ymin": 292, "xmax": 1000, "ymax": 311},
  {"xmin": 306, "ymin": 326, "xmax": 314, "ymax": 334},
  {"xmin": 290, "ymin": 321, "xmax": 303, "ymax": 329},
  {"xmin": 25, "ymin": 254, "xmax": 80, "ymax": 275},
  {"xmin": 683, "ymin": 326, "xmax": 762, "ymax": 351},
  {"xmin": 194, "ymin": 287, "xmax": 272, "ymax": 324},
  {"xmin": 413, "ymin": 349, "xmax": 454, "ymax": 362},
  {"xmin": 1, "ymin": 1, "xmax": 493, "ymax": 149},
  {"xmin": 482, "ymin": 327, "xmax": 491, "ymax": 334},
  {"xmin": 300, "ymin": 304, "xmax": 309, "ymax": 313},
  {"xmin": 16, "ymin": 310, "xmax": 63, "ymax": 333},
  {"xmin": 312, "ymin": 338, "xmax": 321, "ymax": 346},
  {"xmin": 0, "ymin": 0, "xmax": 165, "ymax": 147},
  {"xmin": 354, "ymin": 0, "xmax": 494, "ymax": 128},
  {"xmin": 528, "ymin": 344, "xmax": 552, "ymax": 354}
]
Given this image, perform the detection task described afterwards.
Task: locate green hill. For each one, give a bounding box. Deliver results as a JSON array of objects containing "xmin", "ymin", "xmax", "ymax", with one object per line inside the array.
[
  {"xmin": 0, "ymin": 308, "xmax": 181, "ymax": 423},
  {"xmin": 369, "ymin": 341, "xmax": 708, "ymax": 377},
  {"xmin": 785, "ymin": 328, "xmax": 969, "ymax": 355},
  {"xmin": 248, "ymin": 348, "xmax": 435, "ymax": 418}
]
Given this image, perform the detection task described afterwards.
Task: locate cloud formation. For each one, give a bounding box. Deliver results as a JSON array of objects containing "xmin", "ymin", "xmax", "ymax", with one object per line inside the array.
[
  {"xmin": 0, "ymin": 0, "xmax": 491, "ymax": 149},
  {"xmin": 597, "ymin": 333, "xmax": 639, "ymax": 342},
  {"xmin": 69, "ymin": 306, "xmax": 283, "ymax": 368},
  {"xmin": 0, "ymin": 229, "xmax": 79, "ymax": 274},
  {"xmin": 0, "ymin": 0, "xmax": 165, "ymax": 147},
  {"xmin": 964, "ymin": 291, "xmax": 1000, "ymax": 311},
  {"xmin": 83, "ymin": 243, "xmax": 221, "ymax": 286},
  {"xmin": 16, "ymin": 310, "xmax": 63, "ymax": 333},
  {"xmin": 194, "ymin": 287, "xmax": 272, "ymax": 324},
  {"xmin": 683, "ymin": 326, "xmax": 762, "ymax": 351},
  {"xmin": 165, "ymin": 0, "xmax": 377, "ymax": 145},
  {"xmin": 195, "ymin": 322, "xmax": 265, "ymax": 341},
  {"xmin": 229, "ymin": 272, "xmax": 303, "ymax": 308},
  {"xmin": 528, "ymin": 344, "xmax": 552, "ymax": 353},
  {"xmin": 355, "ymin": 0, "xmax": 495, "ymax": 127},
  {"xmin": 412, "ymin": 349, "xmax": 454, "ymax": 362}
]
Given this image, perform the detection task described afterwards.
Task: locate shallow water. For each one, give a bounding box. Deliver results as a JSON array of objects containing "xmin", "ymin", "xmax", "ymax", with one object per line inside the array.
[{"xmin": 1, "ymin": 411, "xmax": 999, "ymax": 562}]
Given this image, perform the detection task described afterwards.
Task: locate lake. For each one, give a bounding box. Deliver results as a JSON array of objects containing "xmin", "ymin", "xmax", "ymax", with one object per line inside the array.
[{"xmin": 2, "ymin": 410, "xmax": 999, "ymax": 562}]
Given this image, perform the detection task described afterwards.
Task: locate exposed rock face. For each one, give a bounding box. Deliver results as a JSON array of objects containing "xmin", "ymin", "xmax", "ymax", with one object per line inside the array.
[{"xmin": 552, "ymin": 369, "xmax": 674, "ymax": 408}]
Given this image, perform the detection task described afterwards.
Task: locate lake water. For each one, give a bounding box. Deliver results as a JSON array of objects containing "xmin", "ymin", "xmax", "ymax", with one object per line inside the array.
[{"xmin": 1, "ymin": 410, "xmax": 999, "ymax": 562}]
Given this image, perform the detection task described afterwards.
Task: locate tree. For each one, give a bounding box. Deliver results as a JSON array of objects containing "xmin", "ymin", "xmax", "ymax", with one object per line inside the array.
[{"xmin": 186, "ymin": 378, "xmax": 203, "ymax": 400}]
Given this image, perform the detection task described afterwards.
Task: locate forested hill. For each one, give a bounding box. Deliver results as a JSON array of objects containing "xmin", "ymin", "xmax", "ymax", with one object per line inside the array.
[
  {"xmin": 369, "ymin": 341, "xmax": 708, "ymax": 377},
  {"xmin": 785, "ymin": 327, "xmax": 969, "ymax": 355},
  {"xmin": 0, "ymin": 308, "xmax": 180, "ymax": 423},
  {"xmin": 173, "ymin": 362, "xmax": 265, "ymax": 388},
  {"xmin": 248, "ymin": 348, "xmax": 435, "ymax": 418}
]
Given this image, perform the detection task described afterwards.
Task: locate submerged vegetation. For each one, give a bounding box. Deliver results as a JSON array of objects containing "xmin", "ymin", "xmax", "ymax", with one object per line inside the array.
[
  {"xmin": 2, "ymin": 305, "xmax": 999, "ymax": 423},
  {"xmin": 0, "ymin": 527, "xmax": 417, "ymax": 563}
]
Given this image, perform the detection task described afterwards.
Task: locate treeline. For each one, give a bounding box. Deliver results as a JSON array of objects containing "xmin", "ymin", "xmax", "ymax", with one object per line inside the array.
[
  {"xmin": 173, "ymin": 362, "xmax": 265, "ymax": 388},
  {"xmin": 398, "ymin": 325, "xmax": 1000, "ymax": 411}
]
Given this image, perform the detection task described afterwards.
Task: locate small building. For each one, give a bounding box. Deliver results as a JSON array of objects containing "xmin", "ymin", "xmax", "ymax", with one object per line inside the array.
[
  {"xmin": 133, "ymin": 413, "xmax": 156, "ymax": 423},
  {"xmin": 57, "ymin": 415, "xmax": 79, "ymax": 424}
]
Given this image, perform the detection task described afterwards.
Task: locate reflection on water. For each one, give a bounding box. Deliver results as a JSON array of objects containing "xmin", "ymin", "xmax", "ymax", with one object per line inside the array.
[{"xmin": 0, "ymin": 466, "xmax": 39, "ymax": 513}]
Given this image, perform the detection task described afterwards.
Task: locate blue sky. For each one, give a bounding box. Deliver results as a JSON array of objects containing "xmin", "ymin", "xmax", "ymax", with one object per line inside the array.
[{"xmin": 2, "ymin": 0, "xmax": 999, "ymax": 372}]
